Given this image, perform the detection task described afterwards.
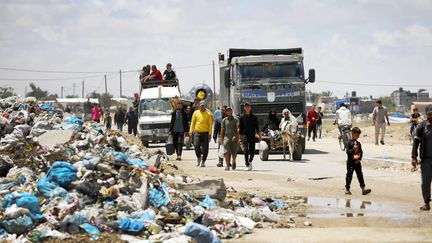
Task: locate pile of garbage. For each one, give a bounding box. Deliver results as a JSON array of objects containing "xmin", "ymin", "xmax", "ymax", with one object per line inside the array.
[{"xmin": 0, "ymin": 96, "xmax": 298, "ymax": 242}]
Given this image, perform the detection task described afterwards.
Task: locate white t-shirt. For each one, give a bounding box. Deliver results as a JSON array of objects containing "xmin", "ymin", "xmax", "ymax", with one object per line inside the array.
[{"xmin": 336, "ymin": 107, "xmax": 352, "ymax": 126}]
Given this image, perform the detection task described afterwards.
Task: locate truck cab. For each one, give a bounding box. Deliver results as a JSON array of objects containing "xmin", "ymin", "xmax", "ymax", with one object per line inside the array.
[
  {"xmin": 138, "ymin": 80, "xmax": 180, "ymax": 147},
  {"xmin": 219, "ymin": 48, "xmax": 315, "ymax": 153}
]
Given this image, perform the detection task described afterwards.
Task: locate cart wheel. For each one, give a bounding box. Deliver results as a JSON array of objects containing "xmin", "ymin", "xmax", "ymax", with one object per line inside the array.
[
  {"xmin": 293, "ymin": 142, "xmax": 303, "ymax": 161},
  {"xmin": 260, "ymin": 147, "xmax": 269, "ymax": 161},
  {"xmin": 184, "ymin": 136, "xmax": 191, "ymax": 150}
]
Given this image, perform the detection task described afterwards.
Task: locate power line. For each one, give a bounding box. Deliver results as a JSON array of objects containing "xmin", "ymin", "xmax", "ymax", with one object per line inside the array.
[
  {"xmin": 317, "ymin": 80, "xmax": 432, "ymax": 87},
  {"xmin": 0, "ymin": 67, "xmax": 115, "ymax": 74},
  {"xmin": 0, "ymin": 74, "xmax": 112, "ymax": 81},
  {"xmin": 0, "ymin": 63, "xmax": 213, "ymax": 74}
]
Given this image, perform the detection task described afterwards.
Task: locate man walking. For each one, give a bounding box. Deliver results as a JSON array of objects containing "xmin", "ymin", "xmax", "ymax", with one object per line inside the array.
[
  {"xmin": 213, "ymin": 105, "xmax": 227, "ymax": 167},
  {"xmin": 125, "ymin": 107, "xmax": 138, "ymax": 136},
  {"xmin": 189, "ymin": 101, "xmax": 213, "ymax": 167},
  {"xmin": 412, "ymin": 105, "xmax": 432, "ymax": 211},
  {"xmin": 239, "ymin": 103, "xmax": 261, "ymax": 171},
  {"xmin": 170, "ymin": 102, "xmax": 189, "ymax": 161},
  {"xmin": 372, "ymin": 100, "xmax": 390, "ymax": 145},
  {"xmin": 307, "ymin": 105, "xmax": 319, "ymax": 141},
  {"xmin": 221, "ymin": 107, "xmax": 239, "ymax": 171},
  {"xmin": 114, "ymin": 106, "xmax": 126, "ymax": 131}
]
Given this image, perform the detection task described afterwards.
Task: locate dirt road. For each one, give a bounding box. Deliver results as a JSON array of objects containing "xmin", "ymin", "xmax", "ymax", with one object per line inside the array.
[{"xmin": 156, "ymin": 122, "xmax": 432, "ymax": 243}]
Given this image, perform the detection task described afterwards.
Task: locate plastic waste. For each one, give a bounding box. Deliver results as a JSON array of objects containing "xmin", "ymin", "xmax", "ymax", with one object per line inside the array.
[
  {"xmin": 46, "ymin": 161, "xmax": 77, "ymax": 187},
  {"xmin": 184, "ymin": 222, "xmax": 221, "ymax": 243},
  {"xmin": 37, "ymin": 178, "xmax": 67, "ymax": 198},
  {"xmin": 1, "ymin": 192, "xmax": 41, "ymax": 216},
  {"xmin": 148, "ymin": 182, "xmax": 170, "ymax": 208},
  {"xmin": 199, "ymin": 195, "xmax": 216, "ymax": 209},
  {"xmin": 1, "ymin": 215, "xmax": 33, "ymax": 235},
  {"xmin": 118, "ymin": 218, "xmax": 145, "ymax": 233},
  {"xmin": 80, "ymin": 223, "xmax": 100, "ymax": 240},
  {"xmin": 65, "ymin": 115, "xmax": 83, "ymax": 125},
  {"xmin": 0, "ymin": 156, "xmax": 13, "ymax": 177},
  {"xmin": 127, "ymin": 158, "xmax": 148, "ymax": 169}
]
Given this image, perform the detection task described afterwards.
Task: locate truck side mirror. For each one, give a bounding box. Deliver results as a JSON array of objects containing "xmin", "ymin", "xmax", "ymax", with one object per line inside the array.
[
  {"xmin": 224, "ymin": 69, "xmax": 231, "ymax": 88},
  {"xmin": 308, "ymin": 69, "xmax": 315, "ymax": 83}
]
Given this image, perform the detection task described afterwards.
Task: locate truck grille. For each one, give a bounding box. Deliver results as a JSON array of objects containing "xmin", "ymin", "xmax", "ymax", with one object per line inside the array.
[
  {"xmin": 241, "ymin": 102, "xmax": 304, "ymax": 116},
  {"xmin": 140, "ymin": 123, "xmax": 171, "ymax": 130}
]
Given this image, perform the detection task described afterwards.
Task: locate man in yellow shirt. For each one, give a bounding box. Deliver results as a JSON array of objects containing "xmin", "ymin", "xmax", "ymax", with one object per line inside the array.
[{"xmin": 189, "ymin": 101, "xmax": 213, "ymax": 167}]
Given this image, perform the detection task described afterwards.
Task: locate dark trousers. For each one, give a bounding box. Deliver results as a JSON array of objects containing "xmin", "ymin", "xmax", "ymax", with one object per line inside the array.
[
  {"xmin": 193, "ymin": 132, "xmax": 209, "ymax": 162},
  {"xmin": 345, "ymin": 161, "xmax": 366, "ymax": 190},
  {"xmin": 242, "ymin": 135, "xmax": 255, "ymax": 166},
  {"xmin": 128, "ymin": 123, "xmax": 137, "ymax": 136},
  {"xmin": 308, "ymin": 124, "xmax": 317, "ymax": 140},
  {"xmin": 116, "ymin": 122, "xmax": 124, "ymax": 131},
  {"xmin": 172, "ymin": 132, "xmax": 184, "ymax": 156},
  {"xmin": 421, "ymin": 158, "xmax": 432, "ymax": 204}
]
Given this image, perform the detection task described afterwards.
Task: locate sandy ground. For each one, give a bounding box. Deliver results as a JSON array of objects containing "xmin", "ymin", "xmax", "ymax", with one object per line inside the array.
[{"xmin": 152, "ymin": 121, "xmax": 432, "ymax": 243}]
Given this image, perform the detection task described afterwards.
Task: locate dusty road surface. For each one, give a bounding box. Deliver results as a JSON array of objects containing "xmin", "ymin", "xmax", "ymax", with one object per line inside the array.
[{"xmin": 152, "ymin": 122, "xmax": 432, "ymax": 243}]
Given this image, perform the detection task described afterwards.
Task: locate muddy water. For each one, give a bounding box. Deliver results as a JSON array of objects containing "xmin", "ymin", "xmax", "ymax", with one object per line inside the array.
[{"xmin": 292, "ymin": 196, "xmax": 415, "ymax": 219}]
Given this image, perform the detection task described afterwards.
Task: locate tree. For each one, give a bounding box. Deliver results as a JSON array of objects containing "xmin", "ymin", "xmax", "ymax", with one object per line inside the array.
[
  {"xmin": 66, "ymin": 95, "xmax": 79, "ymax": 98},
  {"xmin": 87, "ymin": 91, "xmax": 112, "ymax": 109},
  {"xmin": 27, "ymin": 83, "xmax": 49, "ymax": 99},
  {"xmin": 378, "ymin": 96, "xmax": 396, "ymax": 112},
  {"xmin": 321, "ymin": 90, "xmax": 333, "ymax": 97},
  {"xmin": 0, "ymin": 86, "xmax": 16, "ymax": 98}
]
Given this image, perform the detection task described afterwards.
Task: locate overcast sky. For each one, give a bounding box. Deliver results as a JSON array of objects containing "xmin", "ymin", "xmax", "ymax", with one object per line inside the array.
[{"xmin": 0, "ymin": 0, "xmax": 431, "ymax": 99}]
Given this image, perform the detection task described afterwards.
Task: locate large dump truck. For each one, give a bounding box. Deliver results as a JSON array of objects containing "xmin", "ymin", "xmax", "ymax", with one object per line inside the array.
[{"xmin": 218, "ymin": 48, "xmax": 315, "ymax": 157}]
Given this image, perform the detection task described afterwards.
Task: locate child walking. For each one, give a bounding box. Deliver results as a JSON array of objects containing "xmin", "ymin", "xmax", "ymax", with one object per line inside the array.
[{"xmin": 345, "ymin": 127, "xmax": 372, "ymax": 195}]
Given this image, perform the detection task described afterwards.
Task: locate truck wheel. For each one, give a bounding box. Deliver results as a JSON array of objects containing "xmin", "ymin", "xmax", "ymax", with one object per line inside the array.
[
  {"xmin": 184, "ymin": 136, "xmax": 191, "ymax": 150},
  {"xmin": 293, "ymin": 142, "xmax": 303, "ymax": 161},
  {"xmin": 259, "ymin": 147, "xmax": 269, "ymax": 161},
  {"xmin": 301, "ymin": 137, "xmax": 306, "ymax": 153},
  {"xmin": 142, "ymin": 139, "xmax": 149, "ymax": 148}
]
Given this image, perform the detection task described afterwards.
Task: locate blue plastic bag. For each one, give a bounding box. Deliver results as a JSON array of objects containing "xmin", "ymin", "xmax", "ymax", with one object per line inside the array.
[
  {"xmin": 148, "ymin": 182, "xmax": 170, "ymax": 208},
  {"xmin": 115, "ymin": 152, "xmax": 129, "ymax": 162},
  {"xmin": 2, "ymin": 192, "xmax": 41, "ymax": 215},
  {"xmin": 184, "ymin": 222, "xmax": 221, "ymax": 243},
  {"xmin": 271, "ymin": 201, "xmax": 286, "ymax": 208},
  {"xmin": 199, "ymin": 195, "xmax": 216, "ymax": 209},
  {"xmin": 37, "ymin": 178, "xmax": 66, "ymax": 198},
  {"xmin": 1, "ymin": 215, "xmax": 33, "ymax": 235},
  {"xmin": 138, "ymin": 209, "xmax": 156, "ymax": 223},
  {"xmin": 40, "ymin": 103, "xmax": 54, "ymax": 111},
  {"xmin": 80, "ymin": 223, "xmax": 100, "ymax": 240},
  {"xmin": 65, "ymin": 115, "xmax": 83, "ymax": 125},
  {"xmin": 127, "ymin": 158, "xmax": 148, "ymax": 169},
  {"xmin": 47, "ymin": 161, "xmax": 77, "ymax": 187},
  {"xmin": 118, "ymin": 218, "xmax": 144, "ymax": 233}
]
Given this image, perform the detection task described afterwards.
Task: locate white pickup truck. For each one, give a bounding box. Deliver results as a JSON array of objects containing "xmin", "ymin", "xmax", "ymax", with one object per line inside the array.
[{"xmin": 138, "ymin": 81, "xmax": 180, "ymax": 147}]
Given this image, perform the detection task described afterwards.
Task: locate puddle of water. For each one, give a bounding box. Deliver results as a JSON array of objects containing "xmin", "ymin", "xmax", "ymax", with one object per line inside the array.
[{"xmin": 291, "ymin": 196, "xmax": 415, "ymax": 219}]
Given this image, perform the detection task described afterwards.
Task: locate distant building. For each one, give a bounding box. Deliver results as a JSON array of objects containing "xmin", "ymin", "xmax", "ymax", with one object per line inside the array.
[
  {"xmin": 332, "ymin": 92, "xmax": 375, "ymax": 114},
  {"xmin": 391, "ymin": 87, "xmax": 429, "ymax": 112}
]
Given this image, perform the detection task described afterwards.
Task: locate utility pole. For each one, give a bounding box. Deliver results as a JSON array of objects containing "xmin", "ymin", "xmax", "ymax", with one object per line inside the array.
[
  {"xmin": 24, "ymin": 85, "xmax": 27, "ymax": 98},
  {"xmin": 82, "ymin": 80, "xmax": 84, "ymax": 98},
  {"xmin": 119, "ymin": 70, "xmax": 123, "ymax": 97},
  {"xmin": 61, "ymin": 86, "xmax": 64, "ymax": 98},
  {"xmin": 72, "ymin": 83, "xmax": 76, "ymax": 97},
  {"xmin": 212, "ymin": 60, "xmax": 216, "ymax": 108},
  {"xmin": 104, "ymin": 74, "xmax": 107, "ymax": 95}
]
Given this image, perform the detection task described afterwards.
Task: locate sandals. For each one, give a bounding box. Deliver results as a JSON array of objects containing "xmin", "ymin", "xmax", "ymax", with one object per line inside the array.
[
  {"xmin": 362, "ymin": 189, "xmax": 372, "ymax": 195},
  {"xmin": 420, "ymin": 204, "xmax": 431, "ymax": 211}
]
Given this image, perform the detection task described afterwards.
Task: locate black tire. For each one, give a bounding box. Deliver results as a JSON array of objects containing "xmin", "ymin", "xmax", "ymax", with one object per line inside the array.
[
  {"xmin": 142, "ymin": 139, "xmax": 149, "ymax": 148},
  {"xmin": 260, "ymin": 147, "xmax": 269, "ymax": 161},
  {"xmin": 293, "ymin": 142, "xmax": 303, "ymax": 160},
  {"xmin": 301, "ymin": 137, "xmax": 306, "ymax": 153}
]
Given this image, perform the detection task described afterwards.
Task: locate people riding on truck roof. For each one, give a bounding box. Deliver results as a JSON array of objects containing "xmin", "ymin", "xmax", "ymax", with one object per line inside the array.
[
  {"xmin": 164, "ymin": 63, "xmax": 177, "ymax": 81},
  {"xmin": 142, "ymin": 65, "xmax": 163, "ymax": 82},
  {"xmin": 139, "ymin": 65, "xmax": 151, "ymax": 83}
]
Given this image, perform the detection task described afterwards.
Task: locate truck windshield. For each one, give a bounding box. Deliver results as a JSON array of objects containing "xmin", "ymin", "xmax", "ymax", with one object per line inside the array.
[
  {"xmin": 239, "ymin": 62, "xmax": 303, "ymax": 83},
  {"xmin": 140, "ymin": 98, "xmax": 172, "ymax": 116}
]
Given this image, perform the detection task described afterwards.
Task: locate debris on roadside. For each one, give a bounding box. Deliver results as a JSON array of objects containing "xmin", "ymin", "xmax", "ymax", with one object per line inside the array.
[{"xmin": 0, "ymin": 96, "xmax": 301, "ymax": 242}]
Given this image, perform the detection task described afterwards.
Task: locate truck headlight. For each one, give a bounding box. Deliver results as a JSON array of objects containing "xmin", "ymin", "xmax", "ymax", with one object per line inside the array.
[{"xmin": 140, "ymin": 124, "xmax": 150, "ymax": 130}]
